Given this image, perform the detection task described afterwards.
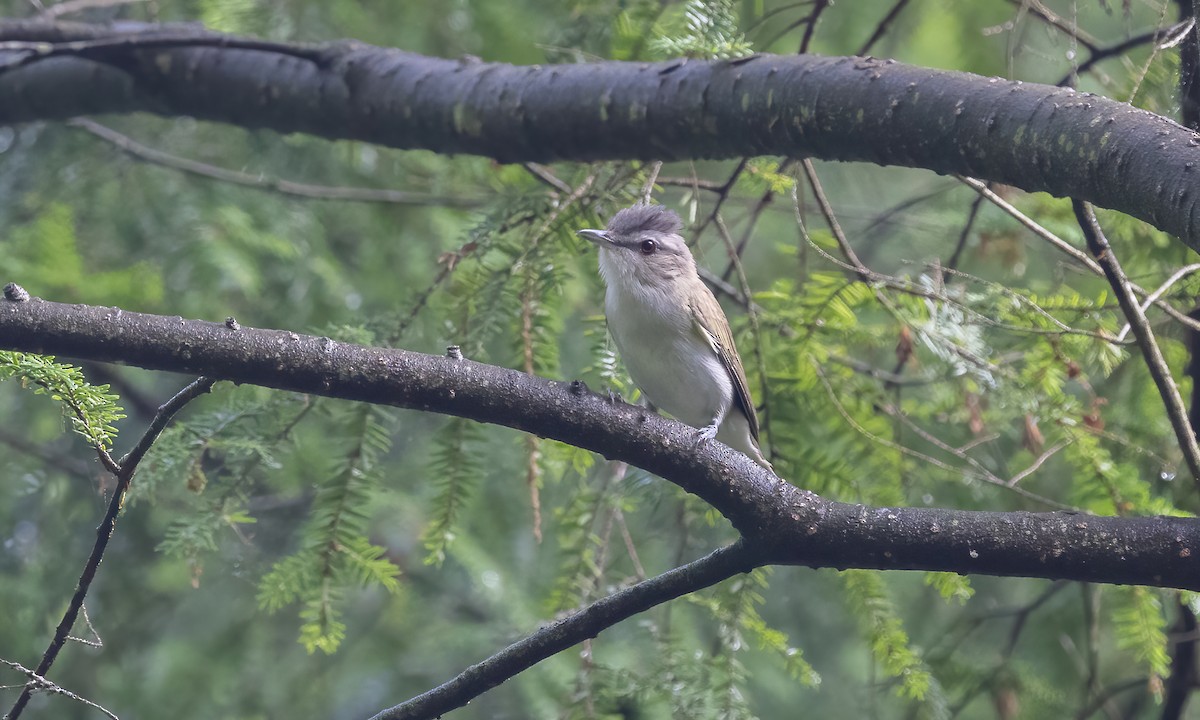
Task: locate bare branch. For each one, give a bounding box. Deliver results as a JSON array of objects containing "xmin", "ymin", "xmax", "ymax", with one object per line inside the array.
[
  {"xmin": 0, "ymin": 659, "xmax": 120, "ymax": 720},
  {"xmin": 522, "ymin": 163, "xmax": 571, "ymax": 194},
  {"xmin": 69, "ymin": 119, "xmax": 483, "ymax": 207},
  {"xmin": 960, "ymin": 176, "xmax": 1200, "ymax": 334},
  {"xmin": 1116, "ymin": 263, "xmax": 1200, "ymax": 342},
  {"xmin": 640, "ymin": 160, "xmax": 662, "ymax": 203},
  {"xmin": 0, "ymin": 427, "xmax": 93, "ymax": 479},
  {"xmin": 1058, "ymin": 21, "xmax": 1189, "ymax": 87},
  {"xmin": 369, "ymin": 542, "xmax": 758, "ymax": 720},
  {"xmin": 856, "ymin": 0, "xmax": 912, "ymax": 56},
  {"xmin": 38, "ymin": 0, "xmax": 146, "ymax": 19},
  {"xmin": 1071, "ymin": 200, "xmax": 1200, "ymax": 488},
  {"xmin": 1002, "ymin": 0, "xmax": 1100, "ymax": 52},
  {"xmin": 6, "ymin": 375, "xmax": 217, "ymax": 720}
]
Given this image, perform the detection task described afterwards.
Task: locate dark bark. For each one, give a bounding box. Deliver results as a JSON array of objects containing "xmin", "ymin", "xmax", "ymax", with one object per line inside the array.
[
  {"xmin": 1171, "ymin": 6, "xmax": 1200, "ymax": 712},
  {"xmin": 1162, "ymin": 600, "xmax": 1197, "ymax": 720},
  {"xmin": 1180, "ymin": 0, "xmax": 1200, "ymax": 130},
  {"xmin": 3, "ymin": 292, "xmax": 1200, "ymax": 591},
  {"xmin": 3, "ymin": 20, "xmax": 1200, "ymax": 247}
]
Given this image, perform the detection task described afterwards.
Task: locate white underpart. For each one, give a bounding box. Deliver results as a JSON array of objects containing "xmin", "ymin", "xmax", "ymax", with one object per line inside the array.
[
  {"xmin": 599, "ymin": 248, "xmax": 733, "ymax": 435},
  {"xmin": 591, "ymin": 229, "xmax": 772, "ymax": 471}
]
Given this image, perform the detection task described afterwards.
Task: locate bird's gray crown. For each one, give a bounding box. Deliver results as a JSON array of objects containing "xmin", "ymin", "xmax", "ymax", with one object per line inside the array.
[{"xmin": 606, "ymin": 204, "xmax": 683, "ymax": 236}]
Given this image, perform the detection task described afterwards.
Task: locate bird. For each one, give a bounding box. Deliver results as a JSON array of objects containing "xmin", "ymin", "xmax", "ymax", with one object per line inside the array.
[{"xmin": 577, "ymin": 204, "xmax": 773, "ymax": 471}]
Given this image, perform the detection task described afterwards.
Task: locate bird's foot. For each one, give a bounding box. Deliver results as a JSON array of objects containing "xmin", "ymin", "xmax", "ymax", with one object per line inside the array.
[{"xmin": 694, "ymin": 424, "xmax": 719, "ymax": 446}]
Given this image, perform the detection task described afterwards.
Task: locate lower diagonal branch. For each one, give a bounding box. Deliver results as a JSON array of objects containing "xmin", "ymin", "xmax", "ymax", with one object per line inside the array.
[
  {"xmin": 368, "ymin": 542, "xmax": 759, "ymax": 720},
  {"xmin": 6, "ymin": 375, "xmax": 217, "ymax": 720}
]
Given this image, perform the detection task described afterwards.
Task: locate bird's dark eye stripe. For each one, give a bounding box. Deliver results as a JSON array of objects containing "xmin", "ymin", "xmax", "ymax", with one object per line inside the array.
[{"xmin": 639, "ymin": 239, "xmax": 657, "ymax": 254}]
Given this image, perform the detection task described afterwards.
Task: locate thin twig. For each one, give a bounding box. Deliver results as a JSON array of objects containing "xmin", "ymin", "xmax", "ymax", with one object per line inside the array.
[
  {"xmin": 857, "ymin": 184, "xmax": 958, "ymax": 245},
  {"xmin": 37, "ymin": 0, "xmax": 146, "ymax": 19},
  {"xmin": 6, "ymin": 376, "xmax": 217, "ymax": 720},
  {"xmin": 0, "ymin": 659, "xmax": 120, "ymax": 720},
  {"xmin": 1123, "ymin": 3, "xmax": 1174, "ymax": 106},
  {"xmin": 690, "ymin": 159, "xmax": 748, "ymax": 240},
  {"xmin": 1007, "ymin": 440, "xmax": 1071, "ymax": 487},
  {"xmin": 883, "ymin": 405, "xmax": 1006, "ymax": 482},
  {"xmin": 746, "ymin": 1, "xmax": 810, "ymax": 34},
  {"xmin": 613, "ymin": 507, "xmax": 646, "ymax": 580},
  {"xmin": 930, "ymin": 264, "xmax": 1124, "ymax": 343},
  {"xmin": 815, "ymin": 359, "xmax": 1075, "ymax": 509},
  {"xmin": 393, "ymin": 218, "xmax": 526, "ymax": 340},
  {"xmin": 71, "ymin": 119, "xmax": 483, "ymax": 208},
  {"xmin": 761, "ymin": 14, "xmax": 813, "ymax": 53},
  {"xmin": 947, "ymin": 582, "xmax": 1070, "ymax": 717},
  {"xmin": 856, "ymin": 0, "xmax": 912, "ymax": 56},
  {"xmin": 959, "ymin": 177, "xmax": 1200, "ymax": 334},
  {"xmin": 523, "ymin": 163, "xmax": 572, "ymax": 194},
  {"xmin": 1116, "ymin": 263, "xmax": 1200, "ymax": 341},
  {"xmin": 946, "ymin": 192, "xmax": 985, "ymax": 270},
  {"xmin": 1058, "ymin": 21, "xmax": 1190, "ymax": 87},
  {"xmin": 801, "ymin": 162, "xmax": 1011, "ymax": 378},
  {"xmin": 640, "ymin": 161, "xmax": 662, "ymax": 203},
  {"xmin": 829, "ymin": 355, "xmax": 945, "ymax": 387},
  {"xmin": 0, "ymin": 428, "xmax": 93, "ymax": 480},
  {"xmin": 958, "ymin": 177, "xmax": 1101, "ymax": 271},
  {"xmin": 887, "ymin": 402, "xmax": 1070, "ymax": 498},
  {"xmin": 656, "ymin": 176, "xmax": 726, "ymax": 191},
  {"xmin": 520, "ymin": 266, "xmax": 542, "ymax": 542},
  {"xmin": 65, "ymin": 604, "xmax": 103, "ymax": 648},
  {"xmin": 1072, "ymin": 200, "xmax": 1200, "ymax": 488},
  {"xmin": 724, "ymin": 159, "xmax": 797, "ymax": 282},
  {"xmin": 698, "ymin": 266, "xmax": 758, "ymax": 310},
  {"xmin": 799, "ymin": 0, "xmax": 828, "ymax": 53},
  {"xmin": 801, "ymin": 159, "xmax": 869, "ymax": 281},
  {"xmin": 1002, "ymin": 0, "xmax": 1100, "ymax": 52},
  {"xmin": 1073, "ymin": 677, "xmax": 1146, "ymax": 720}
]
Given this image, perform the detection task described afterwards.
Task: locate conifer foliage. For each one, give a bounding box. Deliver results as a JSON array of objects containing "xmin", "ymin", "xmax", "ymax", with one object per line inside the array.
[{"xmin": 2, "ymin": 2, "xmax": 1200, "ymax": 719}]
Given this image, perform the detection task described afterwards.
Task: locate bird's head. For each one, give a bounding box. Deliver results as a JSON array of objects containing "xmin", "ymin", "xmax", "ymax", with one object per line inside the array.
[{"xmin": 577, "ymin": 204, "xmax": 697, "ymax": 292}]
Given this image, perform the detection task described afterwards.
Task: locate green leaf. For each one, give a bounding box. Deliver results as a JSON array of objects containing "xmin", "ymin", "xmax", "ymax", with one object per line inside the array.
[
  {"xmin": 1113, "ymin": 586, "xmax": 1171, "ymax": 682},
  {"xmin": 843, "ymin": 570, "xmax": 933, "ymax": 701},
  {"xmin": 0, "ymin": 352, "xmax": 124, "ymax": 452}
]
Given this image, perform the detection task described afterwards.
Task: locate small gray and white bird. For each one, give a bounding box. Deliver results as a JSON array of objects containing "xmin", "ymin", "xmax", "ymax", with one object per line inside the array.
[{"xmin": 578, "ymin": 204, "xmax": 772, "ymax": 471}]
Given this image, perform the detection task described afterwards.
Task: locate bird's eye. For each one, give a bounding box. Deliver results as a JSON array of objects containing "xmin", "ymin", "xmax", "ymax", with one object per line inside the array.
[{"xmin": 639, "ymin": 239, "xmax": 657, "ymax": 255}]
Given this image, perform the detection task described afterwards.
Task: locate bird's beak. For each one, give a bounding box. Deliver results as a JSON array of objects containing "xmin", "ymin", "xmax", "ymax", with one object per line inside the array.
[{"xmin": 576, "ymin": 228, "xmax": 612, "ymax": 246}]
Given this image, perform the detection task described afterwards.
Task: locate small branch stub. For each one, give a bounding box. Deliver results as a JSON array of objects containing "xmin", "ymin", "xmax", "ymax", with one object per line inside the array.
[{"xmin": 4, "ymin": 283, "xmax": 30, "ymax": 302}]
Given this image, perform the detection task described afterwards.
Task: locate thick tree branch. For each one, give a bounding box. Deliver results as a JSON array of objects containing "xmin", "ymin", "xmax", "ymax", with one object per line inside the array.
[
  {"xmin": 2, "ymin": 293, "xmax": 1200, "ymax": 591},
  {"xmin": 370, "ymin": 542, "xmax": 758, "ymax": 720},
  {"xmin": 4, "ymin": 20, "xmax": 1200, "ymax": 247}
]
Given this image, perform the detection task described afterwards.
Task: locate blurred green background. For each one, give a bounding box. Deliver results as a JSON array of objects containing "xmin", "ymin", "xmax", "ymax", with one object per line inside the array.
[{"xmin": 2, "ymin": 1, "xmax": 1198, "ymax": 718}]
